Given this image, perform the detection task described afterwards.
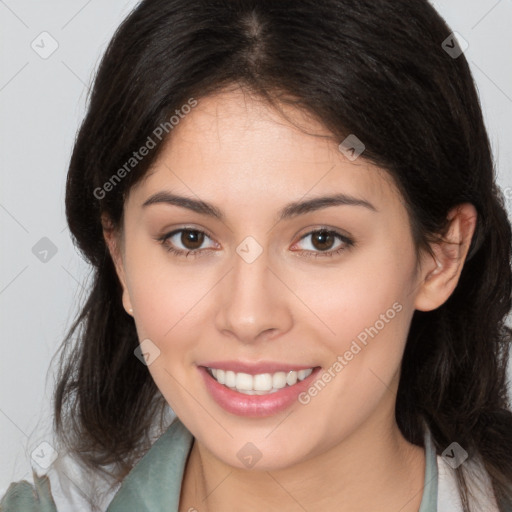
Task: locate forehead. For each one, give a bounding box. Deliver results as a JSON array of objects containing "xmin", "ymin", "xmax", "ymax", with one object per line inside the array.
[{"xmin": 128, "ymin": 88, "xmax": 399, "ymax": 212}]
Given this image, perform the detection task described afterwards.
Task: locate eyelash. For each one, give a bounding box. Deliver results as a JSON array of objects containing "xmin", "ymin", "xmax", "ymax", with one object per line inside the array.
[{"xmin": 156, "ymin": 227, "xmax": 355, "ymax": 259}]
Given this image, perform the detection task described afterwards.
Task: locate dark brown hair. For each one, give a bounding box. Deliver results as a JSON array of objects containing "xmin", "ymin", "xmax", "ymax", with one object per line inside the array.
[{"xmin": 54, "ymin": 0, "xmax": 512, "ymax": 510}]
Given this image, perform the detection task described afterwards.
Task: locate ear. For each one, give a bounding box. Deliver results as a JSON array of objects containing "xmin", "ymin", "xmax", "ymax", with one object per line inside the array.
[
  {"xmin": 101, "ymin": 213, "xmax": 134, "ymax": 316},
  {"xmin": 414, "ymin": 203, "xmax": 477, "ymax": 312}
]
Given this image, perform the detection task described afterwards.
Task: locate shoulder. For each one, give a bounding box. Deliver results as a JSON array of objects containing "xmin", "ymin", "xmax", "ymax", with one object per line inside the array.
[{"xmin": 0, "ymin": 472, "xmax": 58, "ymax": 512}]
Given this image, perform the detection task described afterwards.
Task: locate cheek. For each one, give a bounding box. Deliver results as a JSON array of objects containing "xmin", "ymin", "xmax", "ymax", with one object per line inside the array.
[
  {"xmin": 294, "ymin": 266, "xmax": 413, "ymax": 440},
  {"xmin": 288, "ymin": 240, "xmax": 415, "ymax": 353},
  {"xmin": 124, "ymin": 238, "xmax": 223, "ymax": 366},
  {"xmin": 129, "ymin": 271, "xmax": 207, "ymax": 348},
  {"xmin": 289, "ymin": 240, "xmax": 416, "ymax": 427},
  {"xmin": 124, "ymin": 253, "xmax": 211, "ymax": 414}
]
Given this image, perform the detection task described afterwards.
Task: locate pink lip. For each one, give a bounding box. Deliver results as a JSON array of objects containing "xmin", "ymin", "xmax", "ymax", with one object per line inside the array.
[
  {"xmin": 199, "ymin": 360, "xmax": 316, "ymax": 375},
  {"xmin": 198, "ymin": 365, "xmax": 321, "ymax": 417}
]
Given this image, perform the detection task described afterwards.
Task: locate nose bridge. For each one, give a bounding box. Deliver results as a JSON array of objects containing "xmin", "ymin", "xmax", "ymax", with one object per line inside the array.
[{"xmin": 215, "ymin": 242, "xmax": 291, "ymax": 342}]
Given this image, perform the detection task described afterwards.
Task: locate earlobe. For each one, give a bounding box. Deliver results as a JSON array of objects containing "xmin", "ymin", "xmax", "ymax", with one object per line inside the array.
[
  {"xmin": 101, "ymin": 213, "xmax": 134, "ymax": 316},
  {"xmin": 414, "ymin": 203, "xmax": 477, "ymax": 312}
]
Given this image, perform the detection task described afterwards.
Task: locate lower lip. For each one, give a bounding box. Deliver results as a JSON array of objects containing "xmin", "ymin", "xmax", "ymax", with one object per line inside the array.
[{"xmin": 198, "ymin": 366, "xmax": 322, "ymax": 417}]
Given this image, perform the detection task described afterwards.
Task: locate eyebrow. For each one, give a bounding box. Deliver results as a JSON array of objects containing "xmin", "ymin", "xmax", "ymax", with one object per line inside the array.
[{"xmin": 141, "ymin": 191, "xmax": 377, "ymax": 221}]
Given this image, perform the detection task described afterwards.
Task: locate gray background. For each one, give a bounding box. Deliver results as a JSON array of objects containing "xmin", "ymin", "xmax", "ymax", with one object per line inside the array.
[{"xmin": 1, "ymin": 0, "xmax": 511, "ymax": 495}]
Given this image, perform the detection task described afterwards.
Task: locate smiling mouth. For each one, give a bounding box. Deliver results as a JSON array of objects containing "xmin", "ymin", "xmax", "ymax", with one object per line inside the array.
[{"xmin": 205, "ymin": 367, "xmax": 317, "ymax": 395}]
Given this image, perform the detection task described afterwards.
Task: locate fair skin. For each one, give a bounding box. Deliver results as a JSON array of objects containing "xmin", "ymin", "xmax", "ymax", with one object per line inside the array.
[{"xmin": 103, "ymin": 86, "xmax": 476, "ymax": 512}]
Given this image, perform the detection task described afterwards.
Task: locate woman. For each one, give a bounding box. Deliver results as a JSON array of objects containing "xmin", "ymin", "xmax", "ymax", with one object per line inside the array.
[{"xmin": 2, "ymin": 0, "xmax": 511, "ymax": 510}]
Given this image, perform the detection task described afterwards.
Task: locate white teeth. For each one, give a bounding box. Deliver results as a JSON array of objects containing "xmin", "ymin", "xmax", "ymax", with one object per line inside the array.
[
  {"xmin": 254, "ymin": 373, "xmax": 273, "ymax": 391},
  {"xmin": 208, "ymin": 367, "xmax": 315, "ymax": 394},
  {"xmin": 272, "ymin": 372, "xmax": 287, "ymax": 389},
  {"xmin": 235, "ymin": 372, "xmax": 253, "ymax": 390},
  {"xmin": 298, "ymin": 368, "xmax": 313, "ymax": 380},
  {"xmin": 286, "ymin": 371, "xmax": 298, "ymax": 386},
  {"xmin": 225, "ymin": 370, "xmax": 236, "ymax": 388}
]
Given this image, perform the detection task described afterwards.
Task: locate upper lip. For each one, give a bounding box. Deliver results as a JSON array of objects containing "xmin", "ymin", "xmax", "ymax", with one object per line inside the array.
[{"xmin": 199, "ymin": 361, "xmax": 319, "ymax": 375}]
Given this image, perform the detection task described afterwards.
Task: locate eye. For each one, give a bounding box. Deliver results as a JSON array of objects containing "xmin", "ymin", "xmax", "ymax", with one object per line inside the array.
[
  {"xmin": 292, "ymin": 229, "xmax": 354, "ymax": 258},
  {"xmin": 156, "ymin": 228, "xmax": 217, "ymax": 257},
  {"xmin": 156, "ymin": 227, "xmax": 354, "ymax": 259}
]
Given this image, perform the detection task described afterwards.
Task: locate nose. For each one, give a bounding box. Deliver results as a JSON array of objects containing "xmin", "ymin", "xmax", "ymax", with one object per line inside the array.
[{"xmin": 214, "ymin": 245, "xmax": 293, "ymax": 344}]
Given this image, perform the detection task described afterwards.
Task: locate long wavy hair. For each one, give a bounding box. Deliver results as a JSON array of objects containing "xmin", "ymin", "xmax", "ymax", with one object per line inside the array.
[{"xmin": 52, "ymin": 0, "xmax": 512, "ymax": 510}]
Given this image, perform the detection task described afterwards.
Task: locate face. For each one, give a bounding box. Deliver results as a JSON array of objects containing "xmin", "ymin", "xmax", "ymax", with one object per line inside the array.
[{"xmin": 107, "ymin": 87, "xmax": 436, "ymax": 470}]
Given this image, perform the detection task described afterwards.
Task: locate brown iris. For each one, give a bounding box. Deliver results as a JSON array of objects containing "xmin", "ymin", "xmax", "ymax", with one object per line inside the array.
[
  {"xmin": 180, "ymin": 229, "xmax": 205, "ymax": 250},
  {"xmin": 310, "ymin": 230, "xmax": 336, "ymax": 251}
]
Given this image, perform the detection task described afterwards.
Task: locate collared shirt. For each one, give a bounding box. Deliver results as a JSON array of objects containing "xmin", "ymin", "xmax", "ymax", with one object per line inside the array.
[{"xmin": 0, "ymin": 418, "xmax": 504, "ymax": 511}]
